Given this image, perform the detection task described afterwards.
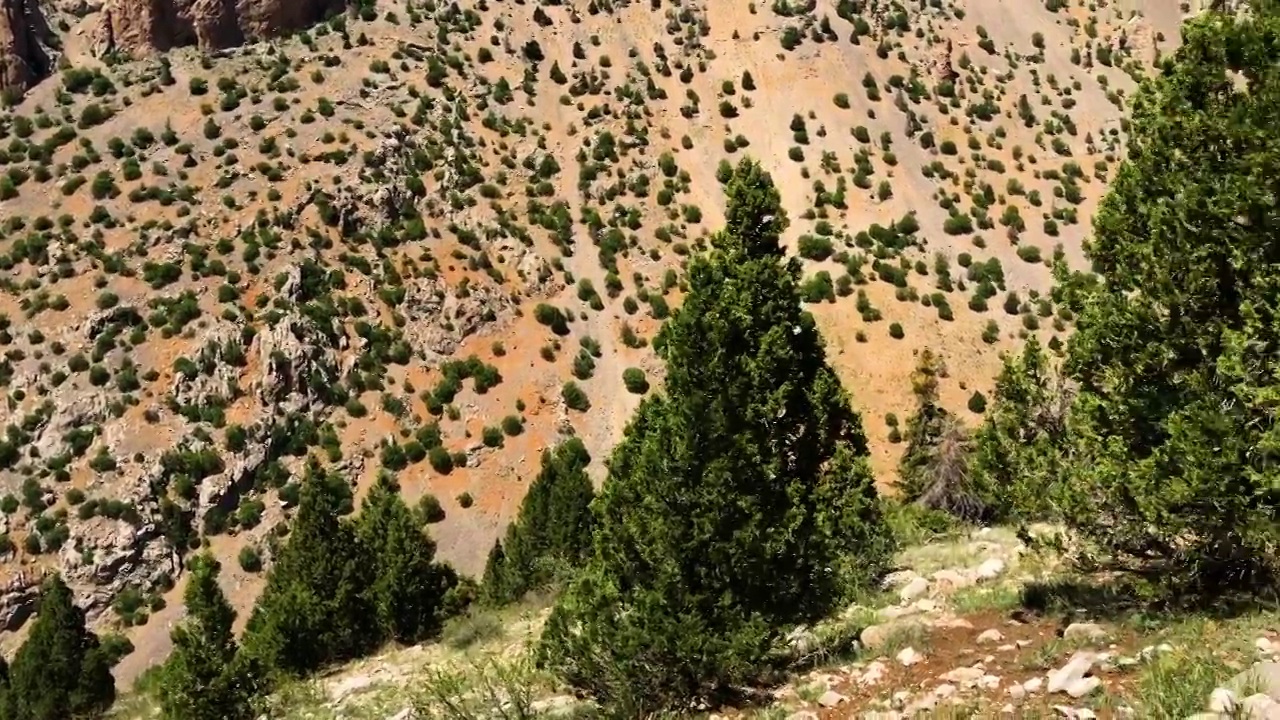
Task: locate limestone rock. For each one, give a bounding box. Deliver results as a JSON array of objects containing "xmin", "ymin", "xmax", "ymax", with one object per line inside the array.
[
  {"xmin": 1063, "ymin": 622, "xmax": 1108, "ymax": 643},
  {"xmin": 0, "ymin": 0, "xmax": 49, "ymax": 99},
  {"xmin": 817, "ymin": 689, "xmax": 847, "ymax": 708},
  {"xmin": 861, "ymin": 619, "xmax": 923, "ymax": 650},
  {"xmin": 977, "ymin": 628, "xmax": 1004, "ymax": 644},
  {"xmin": 1228, "ymin": 662, "xmax": 1280, "ymax": 702},
  {"xmin": 899, "ymin": 575, "xmax": 929, "ymax": 602},
  {"xmin": 1048, "ymin": 652, "xmax": 1099, "ymax": 697},
  {"xmin": 95, "ymin": 0, "xmax": 347, "ymax": 55}
]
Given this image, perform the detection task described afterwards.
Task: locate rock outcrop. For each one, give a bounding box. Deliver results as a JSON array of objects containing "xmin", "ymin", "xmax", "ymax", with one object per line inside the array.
[
  {"xmin": 0, "ymin": 0, "xmax": 50, "ymax": 100},
  {"xmin": 95, "ymin": 0, "xmax": 347, "ymax": 55}
]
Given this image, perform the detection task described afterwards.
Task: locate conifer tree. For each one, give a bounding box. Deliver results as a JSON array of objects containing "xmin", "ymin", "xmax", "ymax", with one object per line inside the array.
[
  {"xmin": 7, "ymin": 575, "xmax": 115, "ymax": 720},
  {"xmin": 897, "ymin": 349, "xmax": 954, "ymax": 501},
  {"xmin": 243, "ymin": 461, "xmax": 376, "ymax": 674},
  {"xmin": 538, "ymin": 158, "xmax": 891, "ymax": 713},
  {"xmin": 1060, "ymin": 6, "xmax": 1280, "ymax": 590},
  {"xmin": 968, "ymin": 337, "xmax": 1067, "ymax": 522},
  {"xmin": 356, "ymin": 472, "xmax": 456, "ymax": 643},
  {"xmin": 158, "ymin": 554, "xmax": 258, "ymax": 720},
  {"xmin": 482, "ymin": 438, "xmax": 594, "ymax": 605}
]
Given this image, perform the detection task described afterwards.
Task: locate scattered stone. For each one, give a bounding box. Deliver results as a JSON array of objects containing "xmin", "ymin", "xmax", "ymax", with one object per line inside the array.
[
  {"xmin": 1240, "ymin": 693, "xmax": 1280, "ymax": 718},
  {"xmin": 913, "ymin": 598, "xmax": 938, "ymax": 613},
  {"xmin": 941, "ymin": 665, "xmax": 985, "ymax": 685},
  {"xmin": 934, "ymin": 683, "xmax": 957, "ymax": 699},
  {"xmin": 977, "ymin": 628, "xmax": 1004, "ymax": 644},
  {"xmin": 1259, "ymin": 638, "xmax": 1277, "ymax": 655},
  {"xmin": 786, "ymin": 712, "xmax": 819, "ymax": 720},
  {"xmin": 1227, "ymin": 662, "xmax": 1280, "ymax": 701},
  {"xmin": 1007, "ymin": 683, "xmax": 1027, "ymax": 701},
  {"xmin": 931, "ymin": 569, "xmax": 973, "ymax": 593},
  {"xmin": 1063, "ymin": 622, "xmax": 1108, "ymax": 643},
  {"xmin": 899, "ymin": 576, "xmax": 929, "ymax": 602},
  {"xmin": 387, "ymin": 708, "xmax": 415, "ymax": 720},
  {"xmin": 861, "ymin": 620, "xmax": 923, "ymax": 650},
  {"xmin": 1209, "ymin": 687, "xmax": 1237, "ymax": 714},
  {"xmin": 896, "ymin": 647, "xmax": 922, "ymax": 666},
  {"xmin": 1048, "ymin": 652, "xmax": 1098, "ymax": 696},
  {"xmin": 817, "ymin": 690, "xmax": 848, "ymax": 708},
  {"xmin": 529, "ymin": 696, "xmax": 578, "ymax": 716},
  {"xmin": 1024, "ymin": 677, "xmax": 1044, "ymax": 693},
  {"xmin": 977, "ymin": 674, "xmax": 1002, "ymax": 691},
  {"xmin": 973, "ymin": 558, "xmax": 1006, "ymax": 581},
  {"xmin": 905, "ymin": 693, "xmax": 938, "ymax": 714},
  {"xmin": 860, "ymin": 661, "xmax": 887, "ymax": 686}
]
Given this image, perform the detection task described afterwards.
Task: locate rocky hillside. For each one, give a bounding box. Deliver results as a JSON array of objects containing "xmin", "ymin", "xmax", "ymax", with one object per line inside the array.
[{"xmin": 0, "ymin": 0, "xmax": 1184, "ymax": 689}]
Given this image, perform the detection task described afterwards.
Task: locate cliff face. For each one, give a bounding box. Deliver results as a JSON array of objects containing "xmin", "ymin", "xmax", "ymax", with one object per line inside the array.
[
  {"xmin": 95, "ymin": 0, "xmax": 346, "ymax": 54},
  {"xmin": 0, "ymin": 0, "xmax": 49, "ymax": 100}
]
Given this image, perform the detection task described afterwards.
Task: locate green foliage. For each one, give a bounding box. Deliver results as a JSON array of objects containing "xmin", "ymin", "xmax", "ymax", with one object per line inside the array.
[
  {"xmin": 356, "ymin": 474, "xmax": 456, "ymax": 644},
  {"xmin": 969, "ymin": 338, "xmax": 1067, "ymax": 523},
  {"xmin": 158, "ymin": 555, "xmax": 258, "ymax": 720},
  {"xmin": 1055, "ymin": 9, "xmax": 1280, "ymax": 591},
  {"xmin": 242, "ymin": 461, "xmax": 377, "ymax": 675},
  {"xmin": 483, "ymin": 439, "xmax": 594, "ymax": 605},
  {"xmin": 538, "ymin": 159, "xmax": 891, "ymax": 714},
  {"xmin": 7, "ymin": 575, "xmax": 116, "ymax": 720},
  {"xmin": 897, "ymin": 350, "xmax": 954, "ymax": 499}
]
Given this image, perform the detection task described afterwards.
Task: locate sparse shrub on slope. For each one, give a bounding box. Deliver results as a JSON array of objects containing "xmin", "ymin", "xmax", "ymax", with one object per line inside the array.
[
  {"xmin": 537, "ymin": 159, "xmax": 892, "ymax": 714},
  {"xmin": 1059, "ymin": 9, "xmax": 1280, "ymax": 593},
  {"xmin": 482, "ymin": 438, "xmax": 594, "ymax": 605}
]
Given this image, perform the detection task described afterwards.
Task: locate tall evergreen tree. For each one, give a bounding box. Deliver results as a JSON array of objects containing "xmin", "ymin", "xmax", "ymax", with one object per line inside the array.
[
  {"xmin": 242, "ymin": 461, "xmax": 376, "ymax": 674},
  {"xmin": 356, "ymin": 472, "xmax": 456, "ymax": 643},
  {"xmin": 158, "ymin": 555, "xmax": 258, "ymax": 720},
  {"xmin": 482, "ymin": 438, "xmax": 594, "ymax": 605},
  {"xmin": 1060, "ymin": 6, "xmax": 1280, "ymax": 590},
  {"xmin": 7, "ymin": 575, "xmax": 115, "ymax": 720},
  {"xmin": 538, "ymin": 158, "xmax": 891, "ymax": 713},
  {"xmin": 968, "ymin": 337, "xmax": 1067, "ymax": 522}
]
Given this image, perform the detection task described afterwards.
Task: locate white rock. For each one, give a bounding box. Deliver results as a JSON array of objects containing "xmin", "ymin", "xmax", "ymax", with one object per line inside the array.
[
  {"xmin": 1007, "ymin": 683, "xmax": 1026, "ymax": 700},
  {"xmin": 931, "ymin": 569, "xmax": 973, "ymax": 593},
  {"xmin": 905, "ymin": 693, "xmax": 938, "ymax": 714},
  {"xmin": 1209, "ymin": 687, "xmax": 1238, "ymax": 714},
  {"xmin": 860, "ymin": 661, "xmax": 887, "ymax": 686},
  {"xmin": 786, "ymin": 712, "xmax": 819, "ymax": 720},
  {"xmin": 1258, "ymin": 638, "xmax": 1276, "ymax": 654},
  {"xmin": 1048, "ymin": 652, "xmax": 1096, "ymax": 695},
  {"xmin": 941, "ymin": 666, "xmax": 986, "ymax": 685},
  {"xmin": 1063, "ymin": 622, "xmax": 1108, "ymax": 642},
  {"xmin": 913, "ymin": 598, "xmax": 938, "ymax": 613},
  {"xmin": 1000, "ymin": 703, "xmax": 1016, "ymax": 714},
  {"xmin": 387, "ymin": 709, "xmax": 414, "ymax": 720},
  {"xmin": 973, "ymin": 558, "xmax": 1006, "ymax": 581},
  {"xmin": 934, "ymin": 683, "xmax": 957, "ymax": 699},
  {"xmin": 1067, "ymin": 677, "xmax": 1101, "ymax": 698},
  {"xmin": 978, "ymin": 674, "xmax": 1002, "ymax": 690},
  {"xmin": 1024, "ymin": 677, "xmax": 1044, "ymax": 693},
  {"xmin": 896, "ymin": 647, "xmax": 923, "ymax": 666},
  {"xmin": 817, "ymin": 690, "xmax": 847, "ymax": 708},
  {"xmin": 1241, "ymin": 693, "xmax": 1279, "ymax": 718},
  {"xmin": 899, "ymin": 576, "xmax": 929, "ymax": 602},
  {"xmin": 1227, "ymin": 662, "xmax": 1280, "ymax": 701},
  {"xmin": 977, "ymin": 629, "xmax": 1005, "ymax": 644}
]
